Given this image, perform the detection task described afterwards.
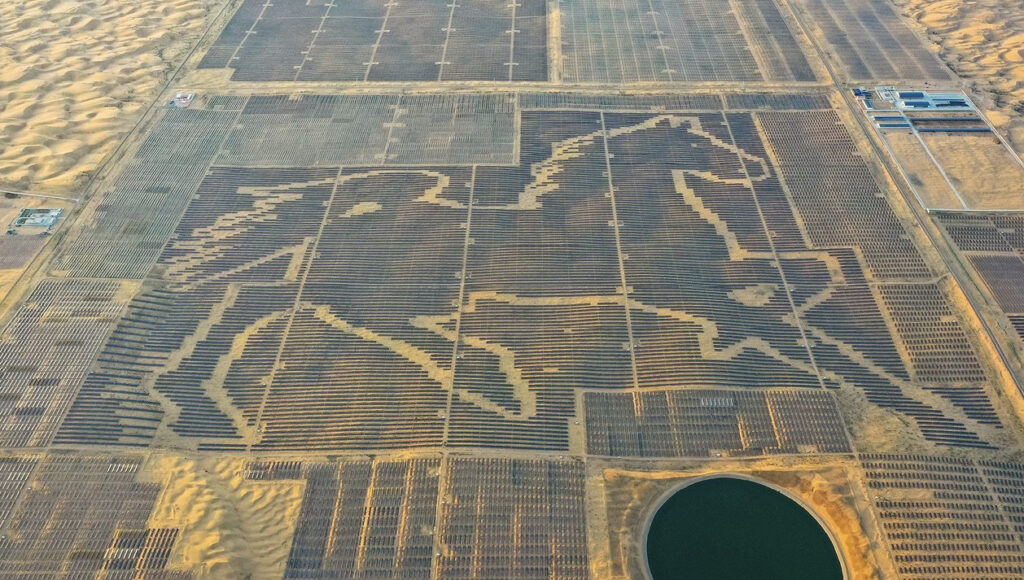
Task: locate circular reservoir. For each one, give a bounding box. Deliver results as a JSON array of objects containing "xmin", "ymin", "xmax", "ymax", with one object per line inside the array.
[{"xmin": 645, "ymin": 476, "xmax": 843, "ymax": 580}]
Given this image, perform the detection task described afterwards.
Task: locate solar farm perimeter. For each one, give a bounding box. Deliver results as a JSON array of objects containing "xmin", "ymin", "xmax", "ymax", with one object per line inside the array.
[{"xmin": 2, "ymin": 0, "xmax": 1024, "ymax": 578}]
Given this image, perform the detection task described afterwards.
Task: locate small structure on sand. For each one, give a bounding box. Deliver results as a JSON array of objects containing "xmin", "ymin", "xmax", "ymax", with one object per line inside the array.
[{"xmin": 7, "ymin": 208, "xmax": 62, "ymax": 235}]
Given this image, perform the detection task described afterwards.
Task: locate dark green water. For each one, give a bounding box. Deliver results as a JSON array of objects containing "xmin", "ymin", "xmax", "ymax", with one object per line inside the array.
[{"xmin": 646, "ymin": 477, "xmax": 843, "ymax": 580}]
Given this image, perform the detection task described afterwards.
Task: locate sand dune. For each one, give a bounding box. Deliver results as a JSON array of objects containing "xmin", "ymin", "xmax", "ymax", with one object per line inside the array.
[
  {"xmin": 893, "ymin": 0, "xmax": 1024, "ymax": 156},
  {"xmin": 0, "ymin": 0, "xmax": 222, "ymax": 195},
  {"xmin": 143, "ymin": 454, "xmax": 304, "ymax": 579}
]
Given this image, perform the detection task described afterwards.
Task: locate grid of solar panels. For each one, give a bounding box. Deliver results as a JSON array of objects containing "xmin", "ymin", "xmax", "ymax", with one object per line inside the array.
[
  {"xmin": 263, "ymin": 456, "xmax": 587, "ymax": 579},
  {"xmin": 0, "ymin": 454, "xmax": 180, "ymax": 577},
  {"xmin": 39, "ymin": 95, "xmax": 1004, "ymax": 455},
  {"xmin": 585, "ymin": 389, "xmax": 851, "ymax": 456},
  {"xmin": 0, "ymin": 280, "xmax": 129, "ymax": 448},
  {"xmin": 199, "ymin": 0, "xmax": 547, "ymax": 81},
  {"xmin": 558, "ymin": 0, "xmax": 816, "ymax": 82},
  {"xmin": 52, "ymin": 108, "xmax": 239, "ymax": 279},
  {"xmin": 935, "ymin": 212, "xmax": 1024, "ymax": 342},
  {"xmin": 791, "ymin": 0, "xmax": 952, "ymax": 81},
  {"xmin": 218, "ymin": 94, "xmax": 517, "ymax": 167},
  {"xmin": 862, "ymin": 454, "xmax": 1024, "ymax": 578}
]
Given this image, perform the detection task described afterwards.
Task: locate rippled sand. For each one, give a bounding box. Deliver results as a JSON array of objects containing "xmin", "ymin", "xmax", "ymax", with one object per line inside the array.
[
  {"xmin": 894, "ymin": 0, "xmax": 1024, "ymax": 156},
  {"xmin": 0, "ymin": 0, "xmax": 222, "ymax": 195}
]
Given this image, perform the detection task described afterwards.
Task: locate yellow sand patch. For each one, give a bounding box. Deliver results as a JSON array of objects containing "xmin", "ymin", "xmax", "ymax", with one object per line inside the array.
[
  {"xmin": 141, "ymin": 454, "xmax": 304, "ymax": 579},
  {"xmin": 0, "ymin": 0, "xmax": 223, "ymax": 194},
  {"xmin": 893, "ymin": 0, "xmax": 1024, "ymax": 157},
  {"xmin": 919, "ymin": 131, "xmax": 1024, "ymax": 209}
]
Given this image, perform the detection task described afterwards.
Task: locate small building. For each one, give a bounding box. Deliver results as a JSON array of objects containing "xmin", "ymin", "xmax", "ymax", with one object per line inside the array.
[
  {"xmin": 171, "ymin": 93, "xmax": 196, "ymax": 108},
  {"xmin": 7, "ymin": 208, "xmax": 63, "ymax": 235}
]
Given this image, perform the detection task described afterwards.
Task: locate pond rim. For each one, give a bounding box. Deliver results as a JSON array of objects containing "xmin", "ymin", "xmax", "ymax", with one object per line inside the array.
[{"xmin": 640, "ymin": 473, "xmax": 850, "ymax": 580}]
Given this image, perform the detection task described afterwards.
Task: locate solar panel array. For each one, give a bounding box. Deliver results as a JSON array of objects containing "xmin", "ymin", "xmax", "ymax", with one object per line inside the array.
[
  {"xmin": 0, "ymin": 280, "xmax": 130, "ymax": 448},
  {"xmin": 723, "ymin": 92, "xmax": 833, "ymax": 111},
  {"xmin": 1012, "ymin": 316, "xmax": 1024, "ymax": 341},
  {"xmin": 51, "ymin": 109, "xmax": 240, "ymax": 279},
  {"xmin": 290, "ymin": 458, "xmax": 440, "ymax": 578},
  {"xmin": 0, "ymin": 456, "xmax": 36, "ymax": 528},
  {"xmin": 20, "ymin": 449, "xmax": 1024, "ymax": 579},
  {"xmin": 198, "ymin": 0, "xmax": 960, "ymax": 86},
  {"xmin": 877, "ymin": 283, "xmax": 1000, "ymax": 426},
  {"xmin": 234, "ymin": 455, "xmax": 588, "ymax": 579},
  {"xmin": 519, "ymin": 92, "xmax": 833, "ymax": 112},
  {"xmin": 32, "ymin": 94, "xmax": 1004, "ymax": 456},
  {"xmin": 200, "ymin": 0, "xmax": 547, "ymax": 82},
  {"xmin": 972, "ymin": 257, "xmax": 1024, "ymax": 312},
  {"xmin": 758, "ymin": 110, "xmax": 932, "ymax": 278},
  {"xmin": 258, "ymin": 166, "xmax": 470, "ymax": 451},
  {"xmin": 935, "ymin": 212, "xmax": 1024, "ymax": 342},
  {"xmin": 862, "ymin": 454, "xmax": 1024, "ymax": 578},
  {"xmin": 878, "ymin": 284, "xmax": 987, "ymax": 385},
  {"xmin": 558, "ymin": 0, "xmax": 815, "ymax": 83},
  {"xmin": 0, "ymin": 235, "xmax": 45, "ymax": 271},
  {"xmin": 192, "ymin": 0, "xmax": 965, "ymax": 91},
  {"xmin": 0, "ymin": 452, "xmax": 586, "ymax": 579},
  {"xmin": 55, "ymin": 167, "xmax": 337, "ymax": 449},
  {"xmin": 1, "ymin": 0, "xmax": 1021, "ymax": 573},
  {"xmin": 0, "ymin": 454, "xmax": 183, "ymax": 578},
  {"xmin": 790, "ymin": 0, "xmax": 953, "ymax": 81},
  {"xmin": 520, "ymin": 93, "xmax": 726, "ymax": 111},
  {"xmin": 437, "ymin": 457, "xmax": 589, "ymax": 579},
  {"xmin": 585, "ymin": 389, "xmax": 850, "ymax": 457},
  {"xmin": 218, "ymin": 94, "xmax": 517, "ymax": 167}
]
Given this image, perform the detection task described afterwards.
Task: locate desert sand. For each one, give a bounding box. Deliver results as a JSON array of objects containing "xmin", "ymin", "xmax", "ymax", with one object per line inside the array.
[
  {"xmin": 893, "ymin": 0, "xmax": 1024, "ymax": 156},
  {"xmin": 883, "ymin": 130, "xmax": 963, "ymax": 209},
  {"xmin": 920, "ymin": 131, "xmax": 1024, "ymax": 209},
  {"xmin": 143, "ymin": 454, "xmax": 304, "ymax": 579},
  {"xmin": 0, "ymin": 193, "xmax": 74, "ymax": 301},
  {"xmin": 0, "ymin": 0, "xmax": 223, "ymax": 195}
]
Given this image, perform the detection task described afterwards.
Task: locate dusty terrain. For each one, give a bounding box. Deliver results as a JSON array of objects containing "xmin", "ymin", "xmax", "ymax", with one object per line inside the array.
[
  {"xmin": 892, "ymin": 0, "xmax": 1024, "ymax": 156},
  {"xmin": 143, "ymin": 454, "xmax": 304, "ymax": 579},
  {"xmin": 0, "ymin": 0, "xmax": 224, "ymax": 195},
  {"xmin": 920, "ymin": 131, "xmax": 1024, "ymax": 209}
]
